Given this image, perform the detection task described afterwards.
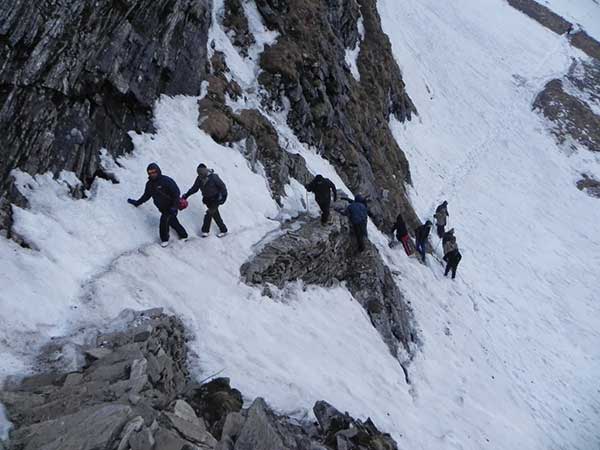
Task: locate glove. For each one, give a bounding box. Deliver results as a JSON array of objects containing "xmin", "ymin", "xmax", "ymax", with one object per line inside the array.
[{"xmin": 127, "ymin": 198, "xmax": 138, "ymax": 207}]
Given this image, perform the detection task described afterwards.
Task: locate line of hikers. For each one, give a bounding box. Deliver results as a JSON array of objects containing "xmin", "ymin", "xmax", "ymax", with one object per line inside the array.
[
  {"xmin": 306, "ymin": 174, "xmax": 462, "ymax": 279},
  {"xmin": 127, "ymin": 162, "xmax": 228, "ymax": 247},
  {"xmin": 391, "ymin": 200, "xmax": 462, "ymax": 279},
  {"xmin": 128, "ymin": 165, "xmax": 461, "ymax": 278}
]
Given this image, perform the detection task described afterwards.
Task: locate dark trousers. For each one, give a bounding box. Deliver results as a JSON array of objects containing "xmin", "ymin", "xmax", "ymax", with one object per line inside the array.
[
  {"xmin": 160, "ymin": 211, "xmax": 188, "ymax": 242},
  {"xmin": 444, "ymin": 250, "xmax": 462, "ymax": 279},
  {"xmin": 415, "ymin": 239, "xmax": 427, "ymax": 261},
  {"xmin": 437, "ymin": 224, "xmax": 445, "ymax": 238},
  {"xmin": 202, "ymin": 204, "xmax": 227, "ymax": 233},
  {"xmin": 351, "ymin": 222, "xmax": 368, "ymax": 252},
  {"xmin": 316, "ymin": 199, "xmax": 331, "ymax": 224},
  {"xmin": 397, "ymin": 233, "xmax": 412, "ymax": 256}
]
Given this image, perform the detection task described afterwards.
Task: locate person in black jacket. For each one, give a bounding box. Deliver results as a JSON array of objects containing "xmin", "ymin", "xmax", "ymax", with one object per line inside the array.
[
  {"xmin": 442, "ymin": 229, "xmax": 462, "ymax": 279},
  {"xmin": 183, "ymin": 163, "xmax": 228, "ymax": 237},
  {"xmin": 128, "ymin": 163, "xmax": 188, "ymax": 247},
  {"xmin": 391, "ymin": 213, "xmax": 412, "ymax": 256},
  {"xmin": 414, "ymin": 220, "xmax": 433, "ymax": 262},
  {"xmin": 341, "ymin": 195, "xmax": 369, "ymax": 252},
  {"xmin": 306, "ymin": 174, "xmax": 337, "ymax": 225}
]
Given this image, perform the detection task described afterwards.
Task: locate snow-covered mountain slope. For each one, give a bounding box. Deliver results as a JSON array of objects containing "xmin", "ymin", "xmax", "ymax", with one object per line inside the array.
[
  {"xmin": 1, "ymin": 0, "xmax": 599, "ymax": 449},
  {"xmin": 542, "ymin": 0, "xmax": 600, "ymax": 39}
]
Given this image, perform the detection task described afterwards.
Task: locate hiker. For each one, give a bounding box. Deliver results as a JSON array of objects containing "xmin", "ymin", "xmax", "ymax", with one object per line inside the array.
[
  {"xmin": 434, "ymin": 201, "xmax": 449, "ymax": 238},
  {"xmin": 391, "ymin": 213, "xmax": 412, "ymax": 256},
  {"xmin": 414, "ymin": 220, "xmax": 433, "ymax": 262},
  {"xmin": 306, "ymin": 174, "xmax": 337, "ymax": 225},
  {"xmin": 127, "ymin": 162, "xmax": 188, "ymax": 247},
  {"xmin": 342, "ymin": 195, "xmax": 369, "ymax": 252},
  {"xmin": 442, "ymin": 228, "xmax": 462, "ymax": 279},
  {"xmin": 182, "ymin": 163, "xmax": 228, "ymax": 237}
]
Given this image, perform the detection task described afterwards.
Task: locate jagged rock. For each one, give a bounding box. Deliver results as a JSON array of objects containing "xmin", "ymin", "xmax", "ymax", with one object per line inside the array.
[
  {"xmin": 9, "ymin": 403, "xmax": 132, "ymax": 450},
  {"xmin": 233, "ymin": 398, "xmax": 285, "ymax": 450},
  {"xmin": 129, "ymin": 426, "xmax": 155, "ymax": 450},
  {"xmin": 187, "ymin": 377, "xmax": 244, "ymax": 439},
  {"xmin": 0, "ymin": 0, "xmax": 212, "ymax": 235},
  {"xmin": 533, "ymin": 78, "xmax": 600, "ymax": 152},
  {"xmin": 577, "ymin": 174, "xmax": 600, "ymax": 198},
  {"xmin": 241, "ymin": 211, "xmax": 417, "ymax": 357},
  {"xmin": 84, "ymin": 347, "xmax": 113, "ymax": 362},
  {"xmin": 253, "ymin": 0, "xmax": 419, "ymax": 230},
  {"xmin": 2, "ymin": 311, "xmax": 401, "ymax": 450}
]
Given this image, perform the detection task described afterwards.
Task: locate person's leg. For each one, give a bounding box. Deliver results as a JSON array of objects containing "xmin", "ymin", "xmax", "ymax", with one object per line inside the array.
[
  {"xmin": 352, "ymin": 223, "xmax": 365, "ymax": 252},
  {"xmin": 444, "ymin": 262, "xmax": 451, "ymax": 276},
  {"xmin": 211, "ymin": 206, "xmax": 228, "ymax": 233},
  {"xmin": 401, "ymin": 234, "xmax": 412, "ymax": 255},
  {"xmin": 452, "ymin": 252, "xmax": 462, "ymax": 279},
  {"xmin": 159, "ymin": 213, "xmax": 170, "ymax": 242},
  {"xmin": 437, "ymin": 225, "xmax": 444, "ymax": 238},
  {"xmin": 317, "ymin": 200, "xmax": 330, "ymax": 224},
  {"xmin": 417, "ymin": 240, "xmax": 426, "ymax": 261},
  {"xmin": 202, "ymin": 208, "xmax": 213, "ymax": 233},
  {"xmin": 169, "ymin": 212, "xmax": 188, "ymax": 239}
]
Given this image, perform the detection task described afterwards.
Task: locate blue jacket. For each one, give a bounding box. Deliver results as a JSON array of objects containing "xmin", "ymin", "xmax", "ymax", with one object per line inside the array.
[{"xmin": 344, "ymin": 197, "xmax": 368, "ymax": 225}]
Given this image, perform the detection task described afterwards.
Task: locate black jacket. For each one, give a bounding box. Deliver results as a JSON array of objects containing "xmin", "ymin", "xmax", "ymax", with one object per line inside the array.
[
  {"xmin": 415, "ymin": 224, "xmax": 432, "ymax": 243},
  {"xmin": 391, "ymin": 214, "xmax": 408, "ymax": 237},
  {"xmin": 134, "ymin": 174, "xmax": 181, "ymax": 213},
  {"xmin": 306, "ymin": 176, "xmax": 337, "ymax": 204},
  {"xmin": 184, "ymin": 171, "xmax": 227, "ymax": 205}
]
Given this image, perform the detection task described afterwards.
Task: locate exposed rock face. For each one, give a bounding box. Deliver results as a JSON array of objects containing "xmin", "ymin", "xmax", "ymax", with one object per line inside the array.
[
  {"xmin": 533, "ymin": 60, "xmax": 600, "ymax": 153},
  {"xmin": 199, "ymin": 53, "xmax": 313, "ymax": 203},
  {"xmin": 241, "ymin": 207, "xmax": 417, "ymax": 359},
  {"xmin": 507, "ymin": 0, "xmax": 572, "ymax": 34},
  {"xmin": 577, "ymin": 173, "xmax": 600, "ymax": 198},
  {"xmin": 1, "ymin": 310, "xmax": 401, "ymax": 450},
  {"xmin": 251, "ymin": 0, "xmax": 419, "ymax": 230},
  {"xmin": 0, "ymin": 0, "xmax": 212, "ymax": 236}
]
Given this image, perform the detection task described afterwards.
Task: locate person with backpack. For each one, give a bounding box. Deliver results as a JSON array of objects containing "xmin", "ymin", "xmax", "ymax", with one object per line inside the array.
[
  {"xmin": 127, "ymin": 162, "xmax": 188, "ymax": 247},
  {"xmin": 442, "ymin": 228, "xmax": 462, "ymax": 279},
  {"xmin": 341, "ymin": 195, "xmax": 369, "ymax": 252},
  {"xmin": 182, "ymin": 163, "xmax": 228, "ymax": 237},
  {"xmin": 414, "ymin": 220, "xmax": 433, "ymax": 262},
  {"xmin": 434, "ymin": 201, "xmax": 449, "ymax": 238},
  {"xmin": 391, "ymin": 213, "xmax": 412, "ymax": 256},
  {"xmin": 306, "ymin": 174, "xmax": 337, "ymax": 225}
]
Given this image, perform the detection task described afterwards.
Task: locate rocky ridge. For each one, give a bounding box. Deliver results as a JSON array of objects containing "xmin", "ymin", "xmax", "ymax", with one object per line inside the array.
[
  {"xmin": 0, "ymin": 310, "xmax": 400, "ymax": 450},
  {"xmin": 241, "ymin": 206, "xmax": 417, "ymax": 362}
]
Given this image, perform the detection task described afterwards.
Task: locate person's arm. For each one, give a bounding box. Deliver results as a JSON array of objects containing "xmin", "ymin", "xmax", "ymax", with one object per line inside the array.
[
  {"xmin": 306, "ymin": 179, "xmax": 315, "ymax": 192},
  {"xmin": 183, "ymin": 177, "xmax": 201, "ymax": 199},
  {"xmin": 128, "ymin": 181, "xmax": 152, "ymax": 206},
  {"xmin": 167, "ymin": 179, "xmax": 181, "ymax": 209}
]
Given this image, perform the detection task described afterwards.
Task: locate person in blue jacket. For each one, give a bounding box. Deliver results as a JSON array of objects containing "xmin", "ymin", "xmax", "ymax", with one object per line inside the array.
[
  {"xmin": 128, "ymin": 163, "xmax": 188, "ymax": 247},
  {"xmin": 342, "ymin": 195, "xmax": 369, "ymax": 252}
]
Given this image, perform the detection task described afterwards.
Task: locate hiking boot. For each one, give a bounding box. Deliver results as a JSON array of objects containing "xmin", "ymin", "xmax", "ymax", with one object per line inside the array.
[
  {"xmin": 217, "ymin": 231, "xmax": 228, "ymax": 238},
  {"xmin": 201, "ymin": 232, "xmax": 210, "ymax": 238},
  {"xmin": 160, "ymin": 241, "xmax": 169, "ymax": 248},
  {"xmin": 180, "ymin": 236, "xmax": 189, "ymax": 242}
]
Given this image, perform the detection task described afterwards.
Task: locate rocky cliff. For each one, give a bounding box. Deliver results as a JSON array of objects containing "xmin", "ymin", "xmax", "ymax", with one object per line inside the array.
[
  {"xmin": 0, "ymin": 311, "xmax": 400, "ymax": 450},
  {"xmin": 0, "ymin": 0, "xmax": 212, "ymax": 236}
]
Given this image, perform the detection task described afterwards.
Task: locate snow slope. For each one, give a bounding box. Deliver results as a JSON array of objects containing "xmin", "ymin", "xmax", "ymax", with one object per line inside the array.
[
  {"xmin": 542, "ymin": 0, "xmax": 600, "ymax": 39},
  {"xmin": 1, "ymin": 0, "xmax": 600, "ymax": 449}
]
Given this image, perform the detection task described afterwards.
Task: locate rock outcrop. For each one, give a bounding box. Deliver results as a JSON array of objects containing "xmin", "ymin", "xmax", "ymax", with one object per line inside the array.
[
  {"xmin": 251, "ymin": 0, "xmax": 419, "ymax": 230},
  {"xmin": 241, "ymin": 206, "xmax": 417, "ymax": 360},
  {"xmin": 0, "ymin": 0, "xmax": 212, "ymax": 236},
  {"xmin": 0, "ymin": 310, "xmax": 401, "ymax": 450},
  {"xmin": 533, "ymin": 60, "xmax": 600, "ymax": 153}
]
